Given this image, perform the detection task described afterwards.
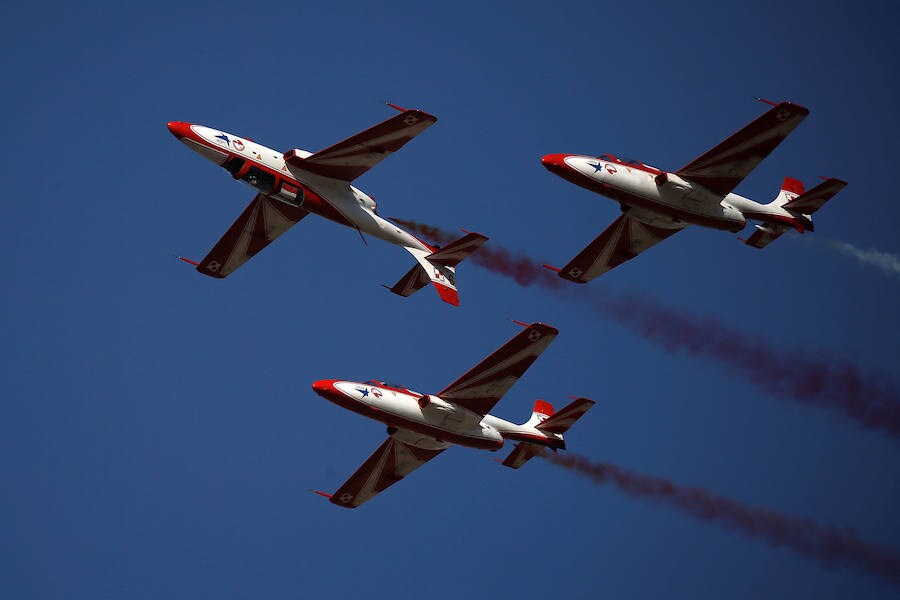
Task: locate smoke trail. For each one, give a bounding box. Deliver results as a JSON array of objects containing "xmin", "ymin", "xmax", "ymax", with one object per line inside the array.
[
  {"xmin": 794, "ymin": 235, "xmax": 900, "ymax": 279},
  {"xmin": 393, "ymin": 219, "xmax": 900, "ymax": 438},
  {"xmin": 544, "ymin": 452, "xmax": 900, "ymax": 584}
]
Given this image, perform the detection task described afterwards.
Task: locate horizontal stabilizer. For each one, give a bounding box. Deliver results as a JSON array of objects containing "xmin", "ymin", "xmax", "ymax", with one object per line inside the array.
[
  {"xmin": 426, "ymin": 232, "xmax": 489, "ymax": 266},
  {"xmin": 388, "ymin": 231, "xmax": 488, "ymax": 306},
  {"xmin": 386, "ymin": 263, "xmax": 430, "ymax": 297},
  {"xmin": 536, "ymin": 397, "xmax": 595, "ymax": 434},
  {"xmin": 782, "ymin": 178, "xmax": 847, "ymax": 214},
  {"xmin": 742, "ymin": 224, "xmax": 789, "ymax": 249},
  {"xmin": 500, "ymin": 443, "xmax": 546, "ymax": 469}
]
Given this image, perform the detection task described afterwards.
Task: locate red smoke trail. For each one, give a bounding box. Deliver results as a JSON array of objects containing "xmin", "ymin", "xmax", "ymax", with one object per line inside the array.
[
  {"xmin": 393, "ymin": 219, "xmax": 900, "ymax": 438},
  {"xmin": 544, "ymin": 452, "xmax": 900, "ymax": 584}
]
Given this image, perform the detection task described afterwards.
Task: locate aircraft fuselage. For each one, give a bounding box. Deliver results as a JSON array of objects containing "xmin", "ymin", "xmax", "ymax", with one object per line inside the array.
[
  {"xmin": 311, "ymin": 379, "xmax": 563, "ymax": 452},
  {"xmin": 167, "ymin": 122, "xmax": 433, "ymax": 251},
  {"xmin": 542, "ymin": 153, "xmax": 812, "ymax": 233}
]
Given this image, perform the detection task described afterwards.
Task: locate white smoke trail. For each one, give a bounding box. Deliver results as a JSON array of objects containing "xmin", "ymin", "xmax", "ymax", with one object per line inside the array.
[
  {"xmin": 822, "ymin": 239, "xmax": 900, "ymax": 277},
  {"xmin": 792, "ymin": 234, "xmax": 900, "ymax": 278}
]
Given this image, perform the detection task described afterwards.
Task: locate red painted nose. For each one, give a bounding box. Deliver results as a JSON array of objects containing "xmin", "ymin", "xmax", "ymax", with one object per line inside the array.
[
  {"xmin": 540, "ymin": 153, "xmax": 568, "ymax": 171},
  {"xmin": 167, "ymin": 121, "xmax": 192, "ymax": 139},
  {"xmin": 311, "ymin": 379, "xmax": 338, "ymax": 398}
]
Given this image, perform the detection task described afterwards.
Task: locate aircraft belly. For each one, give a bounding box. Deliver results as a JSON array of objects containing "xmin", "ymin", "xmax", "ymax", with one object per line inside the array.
[{"xmin": 585, "ymin": 169, "xmax": 743, "ymax": 231}]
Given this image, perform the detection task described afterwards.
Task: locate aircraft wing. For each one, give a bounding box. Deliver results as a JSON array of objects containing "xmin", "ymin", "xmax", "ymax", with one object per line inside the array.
[
  {"xmin": 195, "ymin": 194, "xmax": 308, "ymax": 278},
  {"xmin": 327, "ymin": 437, "xmax": 445, "ymax": 509},
  {"xmin": 436, "ymin": 322, "xmax": 558, "ymax": 415},
  {"xmin": 676, "ymin": 102, "xmax": 809, "ymax": 197},
  {"xmin": 284, "ymin": 108, "xmax": 437, "ymax": 182},
  {"xmin": 556, "ymin": 213, "xmax": 683, "ymax": 283}
]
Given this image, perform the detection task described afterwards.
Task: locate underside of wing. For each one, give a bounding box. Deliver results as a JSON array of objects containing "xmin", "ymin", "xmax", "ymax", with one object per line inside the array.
[
  {"xmin": 437, "ymin": 323, "xmax": 558, "ymax": 415},
  {"xmin": 196, "ymin": 194, "xmax": 308, "ymax": 278},
  {"xmin": 558, "ymin": 213, "xmax": 683, "ymax": 283},
  {"xmin": 328, "ymin": 437, "xmax": 445, "ymax": 509},
  {"xmin": 677, "ymin": 102, "xmax": 809, "ymax": 197},
  {"xmin": 284, "ymin": 108, "xmax": 437, "ymax": 182}
]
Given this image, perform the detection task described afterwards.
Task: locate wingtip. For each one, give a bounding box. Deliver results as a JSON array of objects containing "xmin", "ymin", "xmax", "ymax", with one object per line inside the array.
[
  {"xmin": 753, "ymin": 96, "xmax": 778, "ymax": 106},
  {"xmin": 174, "ymin": 255, "xmax": 200, "ymax": 266}
]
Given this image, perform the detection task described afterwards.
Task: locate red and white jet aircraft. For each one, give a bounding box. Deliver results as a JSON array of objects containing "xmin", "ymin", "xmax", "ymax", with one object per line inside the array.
[
  {"xmin": 541, "ymin": 99, "xmax": 847, "ymax": 283},
  {"xmin": 167, "ymin": 105, "xmax": 487, "ymax": 306},
  {"xmin": 311, "ymin": 321, "xmax": 594, "ymax": 508}
]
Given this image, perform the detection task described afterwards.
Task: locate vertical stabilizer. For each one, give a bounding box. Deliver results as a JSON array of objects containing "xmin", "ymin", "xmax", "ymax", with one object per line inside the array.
[{"xmin": 770, "ymin": 176, "xmax": 805, "ymax": 207}]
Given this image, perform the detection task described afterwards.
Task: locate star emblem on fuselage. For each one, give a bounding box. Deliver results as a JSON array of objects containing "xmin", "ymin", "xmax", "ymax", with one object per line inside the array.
[
  {"xmin": 589, "ymin": 162, "xmax": 603, "ymax": 173},
  {"xmin": 215, "ymin": 133, "xmax": 230, "ymax": 146},
  {"xmin": 355, "ymin": 387, "xmax": 369, "ymax": 397}
]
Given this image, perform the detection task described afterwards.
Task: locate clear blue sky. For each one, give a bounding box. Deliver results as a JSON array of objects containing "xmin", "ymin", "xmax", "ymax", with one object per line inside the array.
[{"xmin": 2, "ymin": 1, "xmax": 898, "ymax": 598}]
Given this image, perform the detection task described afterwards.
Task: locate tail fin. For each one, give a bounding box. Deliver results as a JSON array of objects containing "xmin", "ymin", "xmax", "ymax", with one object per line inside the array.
[
  {"xmin": 522, "ymin": 399, "xmax": 555, "ymax": 427},
  {"xmin": 500, "ymin": 397, "xmax": 595, "ymax": 469},
  {"xmin": 387, "ymin": 232, "xmax": 488, "ymax": 306},
  {"xmin": 770, "ymin": 176, "xmax": 805, "ymax": 207}
]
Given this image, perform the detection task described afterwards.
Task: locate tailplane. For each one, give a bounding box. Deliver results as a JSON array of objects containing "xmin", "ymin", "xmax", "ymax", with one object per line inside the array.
[
  {"xmin": 782, "ymin": 177, "xmax": 847, "ymax": 215},
  {"xmin": 500, "ymin": 397, "xmax": 595, "ymax": 469},
  {"xmin": 386, "ymin": 231, "xmax": 488, "ymax": 306},
  {"xmin": 744, "ymin": 177, "xmax": 847, "ymax": 249}
]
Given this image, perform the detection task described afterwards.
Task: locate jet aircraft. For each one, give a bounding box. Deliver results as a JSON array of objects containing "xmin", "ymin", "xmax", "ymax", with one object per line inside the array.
[
  {"xmin": 311, "ymin": 321, "xmax": 594, "ymax": 508},
  {"xmin": 541, "ymin": 99, "xmax": 847, "ymax": 283},
  {"xmin": 167, "ymin": 105, "xmax": 487, "ymax": 306}
]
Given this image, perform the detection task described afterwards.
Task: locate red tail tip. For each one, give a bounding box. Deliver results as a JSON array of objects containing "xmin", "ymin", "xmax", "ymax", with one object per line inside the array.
[
  {"xmin": 781, "ymin": 177, "xmax": 805, "ymax": 195},
  {"xmin": 533, "ymin": 399, "xmax": 555, "ymax": 416}
]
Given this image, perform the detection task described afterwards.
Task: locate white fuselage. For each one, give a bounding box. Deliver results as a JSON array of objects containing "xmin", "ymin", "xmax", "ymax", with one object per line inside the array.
[
  {"xmin": 545, "ymin": 154, "xmax": 810, "ymax": 233},
  {"xmin": 172, "ymin": 123, "xmax": 433, "ymax": 252},
  {"xmin": 311, "ymin": 379, "xmax": 561, "ymax": 452}
]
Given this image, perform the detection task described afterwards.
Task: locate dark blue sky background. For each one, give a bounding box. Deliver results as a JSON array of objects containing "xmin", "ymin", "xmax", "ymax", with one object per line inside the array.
[{"xmin": 3, "ymin": 1, "xmax": 898, "ymax": 598}]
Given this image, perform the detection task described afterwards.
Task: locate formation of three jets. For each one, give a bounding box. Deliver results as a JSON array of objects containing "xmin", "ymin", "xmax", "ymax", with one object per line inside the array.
[{"xmin": 168, "ymin": 100, "xmax": 844, "ymax": 507}]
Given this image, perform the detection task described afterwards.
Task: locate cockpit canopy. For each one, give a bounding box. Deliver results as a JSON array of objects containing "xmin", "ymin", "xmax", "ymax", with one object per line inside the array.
[
  {"xmin": 597, "ymin": 154, "xmax": 660, "ymax": 174},
  {"xmin": 364, "ymin": 380, "xmax": 421, "ymax": 396}
]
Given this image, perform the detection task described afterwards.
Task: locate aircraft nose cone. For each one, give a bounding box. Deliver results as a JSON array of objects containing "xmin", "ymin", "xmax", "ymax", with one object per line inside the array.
[
  {"xmin": 311, "ymin": 379, "xmax": 338, "ymax": 398},
  {"xmin": 167, "ymin": 121, "xmax": 191, "ymax": 139},
  {"xmin": 541, "ymin": 153, "xmax": 567, "ymax": 171}
]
